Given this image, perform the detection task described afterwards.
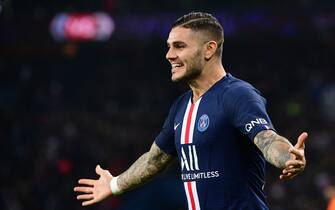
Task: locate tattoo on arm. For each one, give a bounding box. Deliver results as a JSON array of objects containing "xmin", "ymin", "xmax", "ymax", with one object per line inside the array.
[
  {"xmin": 254, "ymin": 130, "xmax": 293, "ymax": 169},
  {"xmin": 117, "ymin": 142, "xmax": 174, "ymax": 192}
]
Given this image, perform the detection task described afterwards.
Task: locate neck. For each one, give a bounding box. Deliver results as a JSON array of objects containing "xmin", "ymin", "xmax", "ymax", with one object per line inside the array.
[{"xmin": 188, "ymin": 62, "xmax": 226, "ymax": 103}]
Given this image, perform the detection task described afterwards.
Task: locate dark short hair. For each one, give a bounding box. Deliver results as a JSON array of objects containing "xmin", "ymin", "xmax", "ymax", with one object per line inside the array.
[{"xmin": 173, "ymin": 12, "xmax": 224, "ymax": 56}]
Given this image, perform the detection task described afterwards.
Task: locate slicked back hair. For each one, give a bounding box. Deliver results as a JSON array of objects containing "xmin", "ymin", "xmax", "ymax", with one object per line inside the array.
[{"xmin": 172, "ymin": 12, "xmax": 224, "ymax": 57}]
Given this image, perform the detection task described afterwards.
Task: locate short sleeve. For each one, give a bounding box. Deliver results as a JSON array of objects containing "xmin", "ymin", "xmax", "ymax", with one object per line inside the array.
[
  {"xmin": 227, "ymin": 84, "xmax": 275, "ymax": 141},
  {"xmin": 154, "ymin": 102, "xmax": 177, "ymax": 156}
]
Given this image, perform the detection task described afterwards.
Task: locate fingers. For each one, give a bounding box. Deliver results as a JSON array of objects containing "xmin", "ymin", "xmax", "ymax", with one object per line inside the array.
[
  {"xmin": 279, "ymin": 172, "xmax": 298, "ymax": 181},
  {"xmin": 295, "ymin": 132, "xmax": 308, "ymax": 149},
  {"xmin": 280, "ymin": 159, "xmax": 305, "ymax": 181},
  {"xmin": 74, "ymin": 165, "xmax": 114, "ymax": 206},
  {"xmin": 95, "ymin": 164, "xmax": 113, "ymax": 177},
  {"xmin": 288, "ymin": 148, "xmax": 304, "ymax": 160},
  {"xmin": 285, "ymin": 159, "xmax": 305, "ymax": 168},
  {"xmin": 283, "ymin": 166, "xmax": 303, "ymax": 174},
  {"xmin": 279, "ymin": 172, "xmax": 291, "ymax": 180},
  {"xmin": 74, "ymin": 186, "xmax": 93, "ymax": 193},
  {"xmin": 78, "ymin": 195, "xmax": 96, "ymax": 206},
  {"xmin": 78, "ymin": 179, "xmax": 95, "ymax": 186},
  {"xmin": 77, "ymin": 194, "xmax": 94, "ymax": 200},
  {"xmin": 74, "ymin": 179, "xmax": 95, "ymax": 194},
  {"xmin": 95, "ymin": 165, "xmax": 104, "ymax": 176},
  {"xmin": 74, "ymin": 177, "xmax": 97, "ymax": 206},
  {"xmin": 82, "ymin": 199, "xmax": 97, "ymax": 206}
]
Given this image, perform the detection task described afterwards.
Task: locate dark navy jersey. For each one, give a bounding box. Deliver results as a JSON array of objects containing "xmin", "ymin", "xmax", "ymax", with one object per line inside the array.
[{"xmin": 155, "ymin": 73, "xmax": 275, "ymax": 210}]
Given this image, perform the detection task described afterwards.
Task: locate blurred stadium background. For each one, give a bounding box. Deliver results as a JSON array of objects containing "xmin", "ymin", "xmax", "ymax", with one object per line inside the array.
[{"xmin": 0, "ymin": 0, "xmax": 335, "ymax": 210}]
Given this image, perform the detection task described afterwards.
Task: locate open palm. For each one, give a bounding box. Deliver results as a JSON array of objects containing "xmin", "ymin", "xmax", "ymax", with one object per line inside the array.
[{"xmin": 74, "ymin": 165, "xmax": 113, "ymax": 206}]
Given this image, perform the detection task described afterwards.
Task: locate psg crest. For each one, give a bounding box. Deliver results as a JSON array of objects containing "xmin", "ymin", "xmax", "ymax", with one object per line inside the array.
[{"xmin": 198, "ymin": 114, "xmax": 210, "ymax": 132}]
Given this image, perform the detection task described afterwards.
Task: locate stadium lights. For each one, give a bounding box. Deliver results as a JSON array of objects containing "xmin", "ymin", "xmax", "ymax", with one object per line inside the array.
[{"xmin": 50, "ymin": 12, "xmax": 115, "ymax": 42}]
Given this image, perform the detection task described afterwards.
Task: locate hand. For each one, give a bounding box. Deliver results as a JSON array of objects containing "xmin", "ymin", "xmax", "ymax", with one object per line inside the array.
[
  {"xmin": 280, "ymin": 132, "xmax": 308, "ymax": 180},
  {"xmin": 74, "ymin": 165, "xmax": 113, "ymax": 206}
]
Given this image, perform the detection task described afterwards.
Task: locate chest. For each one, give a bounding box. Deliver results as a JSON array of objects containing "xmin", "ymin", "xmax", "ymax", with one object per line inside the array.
[{"xmin": 173, "ymin": 96, "xmax": 232, "ymax": 149}]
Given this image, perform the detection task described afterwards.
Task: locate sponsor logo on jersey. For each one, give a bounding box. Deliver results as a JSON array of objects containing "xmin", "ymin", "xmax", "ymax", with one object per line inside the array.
[
  {"xmin": 181, "ymin": 145, "xmax": 199, "ymax": 171},
  {"xmin": 180, "ymin": 145, "xmax": 220, "ymax": 181},
  {"xmin": 181, "ymin": 171, "xmax": 220, "ymax": 181},
  {"xmin": 245, "ymin": 118, "xmax": 268, "ymax": 132},
  {"xmin": 197, "ymin": 114, "xmax": 209, "ymax": 132}
]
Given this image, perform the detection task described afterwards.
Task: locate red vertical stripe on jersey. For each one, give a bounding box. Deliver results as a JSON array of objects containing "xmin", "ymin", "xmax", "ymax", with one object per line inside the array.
[
  {"xmin": 184, "ymin": 103, "xmax": 195, "ymax": 144},
  {"xmin": 187, "ymin": 182, "xmax": 196, "ymax": 210}
]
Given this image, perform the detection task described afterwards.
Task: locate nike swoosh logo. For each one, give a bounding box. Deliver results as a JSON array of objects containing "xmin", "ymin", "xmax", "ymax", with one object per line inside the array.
[{"xmin": 174, "ymin": 123, "xmax": 180, "ymax": 130}]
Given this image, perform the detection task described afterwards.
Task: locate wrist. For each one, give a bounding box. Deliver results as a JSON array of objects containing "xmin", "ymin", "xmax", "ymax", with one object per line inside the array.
[{"xmin": 110, "ymin": 176, "xmax": 123, "ymax": 195}]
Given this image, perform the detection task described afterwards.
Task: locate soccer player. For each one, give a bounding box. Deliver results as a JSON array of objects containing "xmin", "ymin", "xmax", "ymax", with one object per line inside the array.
[{"xmin": 74, "ymin": 12, "xmax": 307, "ymax": 210}]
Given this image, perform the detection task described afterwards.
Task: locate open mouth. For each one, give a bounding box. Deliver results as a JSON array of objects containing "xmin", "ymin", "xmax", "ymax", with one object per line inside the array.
[{"xmin": 171, "ymin": 63, "xmax": 183, "ymax": 72}]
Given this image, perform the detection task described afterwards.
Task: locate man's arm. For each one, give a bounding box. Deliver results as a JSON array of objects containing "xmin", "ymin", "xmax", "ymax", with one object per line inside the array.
[
  {"xmin": 254, "ymin": 130, "xmax": 307, "ymax": 180},
  {"xmin": 117, "ymin": 142, "xmax": 174, "ymax": 191},
  {"xmin": 254, "ymin": 130, "xmax": 293, "ymax": 169},
  {"xmin": 74, "ymin": 142, "xmax": 174, "ymax": 206}
]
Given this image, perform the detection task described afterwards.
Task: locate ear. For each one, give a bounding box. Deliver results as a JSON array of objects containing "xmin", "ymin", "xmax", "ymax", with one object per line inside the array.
[{"xmin": 204, "ymin": 41, "xmax": 218, "ymax": 60}]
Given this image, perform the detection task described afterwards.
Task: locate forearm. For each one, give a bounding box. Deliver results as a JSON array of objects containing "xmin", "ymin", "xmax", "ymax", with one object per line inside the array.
[
  {"xmin": 117, "ymin": 143, "xmax": 173, "ymax": 192},
  {"xmin": 254, "ymin": 130, "xmax": 294, "ymax": 169}
]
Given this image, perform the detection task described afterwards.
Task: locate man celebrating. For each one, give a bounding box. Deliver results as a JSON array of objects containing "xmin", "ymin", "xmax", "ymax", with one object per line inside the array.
[{"xmin": 74, "ymin": 12, "xmax": 307, "ymax": 210}]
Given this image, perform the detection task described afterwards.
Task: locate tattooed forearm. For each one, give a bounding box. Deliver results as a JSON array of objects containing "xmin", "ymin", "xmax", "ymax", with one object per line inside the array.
[
  {"xmin": 117, "ymin": 142, "xmax": 174, "ymax": 192},
  {"xmin": 254, "ymin": 130, "xmax": 294, "ymax": 169}
]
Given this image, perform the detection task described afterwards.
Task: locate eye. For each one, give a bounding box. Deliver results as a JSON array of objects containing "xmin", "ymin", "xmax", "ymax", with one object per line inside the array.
[{"xmin": 175, "ymin": 43, "xmax": 186, "ymax": 49}]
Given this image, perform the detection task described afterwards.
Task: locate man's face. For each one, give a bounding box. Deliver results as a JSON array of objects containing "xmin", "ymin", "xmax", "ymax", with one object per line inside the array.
[{"xmin": 166, "ymin": 27, "xmax": 206, "ymax": 82}]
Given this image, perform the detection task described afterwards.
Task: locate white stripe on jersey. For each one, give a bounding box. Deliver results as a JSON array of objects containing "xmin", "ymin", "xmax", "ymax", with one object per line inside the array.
[
  {"xmin": 184, "ymin": 182, "xmax": 192, "ymax": 210},
  {"xmin": 191, "ymin": 181, "xmax": 201, "ymax": 210},
  {"xmin": 180, "ymin": 98, "xmax": 192, "ymax": 145},
  {"xmin": 184, "ymin": 181, "xmax": 201, "ymax": 210},
  {"xmin": 188, "ymin": 98, "xmax": 201, "ymax": 144},
  {"xmin": 180, "ymin": 98, "xmax": 202, "ymax": 144},
  {"xmin": 180, "ymin": 97, "xmax": 202, "ymax": 210}
]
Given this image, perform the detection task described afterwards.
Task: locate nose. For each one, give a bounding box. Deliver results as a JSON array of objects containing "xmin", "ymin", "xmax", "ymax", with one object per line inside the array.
[{"xmin": 166, "ymin": 47, "xmax": 177, "ymax": 61}]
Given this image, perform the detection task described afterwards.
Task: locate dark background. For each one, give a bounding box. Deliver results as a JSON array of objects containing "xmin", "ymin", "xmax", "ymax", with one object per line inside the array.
[{"xmin": 0, "ymin": 0, "xmax": 334, "ymax": 210}]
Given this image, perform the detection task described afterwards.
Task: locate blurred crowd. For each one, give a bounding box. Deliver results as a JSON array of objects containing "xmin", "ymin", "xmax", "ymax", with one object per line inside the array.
[{"xmin": 1, "ymin": 1, "xmax": 335, "ymax": 210}]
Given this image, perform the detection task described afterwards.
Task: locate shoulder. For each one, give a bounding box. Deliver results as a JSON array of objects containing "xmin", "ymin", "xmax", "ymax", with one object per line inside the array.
[
  {"xmin": 221, "ymin": 74, "xmax": 263, "ymax": 103},
  {"xmin": 226, "ymin": 75, "xmax": 260, "ymax": 96}
]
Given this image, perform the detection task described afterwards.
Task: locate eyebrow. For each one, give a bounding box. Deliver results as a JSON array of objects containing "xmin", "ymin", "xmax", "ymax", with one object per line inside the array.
[{"xmin": 167, "ymin": 41, "xmax": 187, "ymax": 46}]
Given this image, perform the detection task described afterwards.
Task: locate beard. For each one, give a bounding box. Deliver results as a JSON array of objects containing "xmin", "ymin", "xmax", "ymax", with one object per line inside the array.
[{"xmin": 172, "ymin": 50, "xmax": 204, "ymax": 83}]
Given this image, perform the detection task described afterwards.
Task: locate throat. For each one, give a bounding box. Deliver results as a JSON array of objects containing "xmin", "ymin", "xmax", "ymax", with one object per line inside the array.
[
  {"xmin": 190, "ymin": 86, "xmax": 205, "ymax": 103},
  {"xmin": 192, "ymin": 94, "xmax": 202, "ymax": 103}
]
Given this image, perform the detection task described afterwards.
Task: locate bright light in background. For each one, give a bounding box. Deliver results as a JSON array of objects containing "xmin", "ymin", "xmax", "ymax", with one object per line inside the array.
[{"xmin": 50, "ymin": 12, "xmax": 115, "ymax": 42}]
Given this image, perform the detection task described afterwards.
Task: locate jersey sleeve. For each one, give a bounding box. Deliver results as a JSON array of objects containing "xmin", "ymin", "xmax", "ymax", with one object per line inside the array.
[
  {"xmin": 227, "ymin": 84, "xmax": 275, "ymax": 141},
  {"xmin": 154, "ymin": 102, "xmax": 177, "ymax": 156}
]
